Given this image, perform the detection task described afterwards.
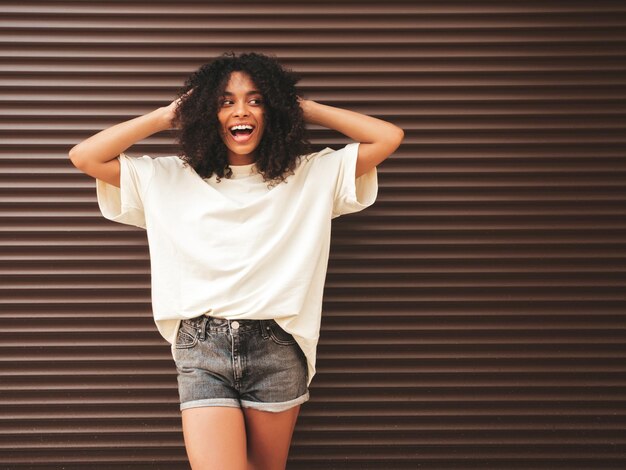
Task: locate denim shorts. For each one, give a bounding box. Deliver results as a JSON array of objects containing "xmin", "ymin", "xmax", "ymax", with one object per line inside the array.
[{"xmin": 172, "ymin": 315, "xmax": 310, "ymax": 413}]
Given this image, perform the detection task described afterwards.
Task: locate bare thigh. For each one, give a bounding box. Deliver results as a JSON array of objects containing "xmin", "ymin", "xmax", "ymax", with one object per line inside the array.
[
  {"xmin": 181, "ymin": 406, "xmax": 247, "ymax": 470},
  {"xmin": 243, "ymin": 405, "xmax": 302, "ymax": 470}
]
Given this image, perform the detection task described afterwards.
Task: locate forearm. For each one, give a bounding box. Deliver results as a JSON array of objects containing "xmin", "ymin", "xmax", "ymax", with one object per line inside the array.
[
  {"xmin": 68, "ymin": 107, "xmax": 170, "ymax": 167},
  {"xmin": 300, "ymin": 99, "xmax": 404, "ymax": 143}
]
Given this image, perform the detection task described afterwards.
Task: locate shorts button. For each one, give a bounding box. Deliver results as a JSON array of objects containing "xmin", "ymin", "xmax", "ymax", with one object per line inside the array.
[{"xmin": 231, "ymin": 321, "xmax": 239, "ymax": 330}]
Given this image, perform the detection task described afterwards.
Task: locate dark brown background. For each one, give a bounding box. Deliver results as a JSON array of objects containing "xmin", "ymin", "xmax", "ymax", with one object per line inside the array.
[{"xmin": 1, "ymin": 1, "xmax": 625, "ymax": 469}]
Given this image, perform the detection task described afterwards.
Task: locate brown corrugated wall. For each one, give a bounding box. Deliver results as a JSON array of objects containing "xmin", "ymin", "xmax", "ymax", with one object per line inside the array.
[{"xmin": 1, "ymin": 1, "xmax": 625, "ymax": 469}]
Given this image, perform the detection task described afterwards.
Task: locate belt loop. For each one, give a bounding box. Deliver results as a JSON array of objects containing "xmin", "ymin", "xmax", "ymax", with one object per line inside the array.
[
  {"xmin": 260, "ymin": 319, "xmax": 269, "ymax": 339},
  {"xmin": 200, "ymin": 316, "xmax": 207, "ymax": 341}
]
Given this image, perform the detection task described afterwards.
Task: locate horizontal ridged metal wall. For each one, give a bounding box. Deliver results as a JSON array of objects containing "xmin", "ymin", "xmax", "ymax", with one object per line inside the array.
[{"xmin": 1, "ymin": 1, "xmax": 625, "ymax": 468}]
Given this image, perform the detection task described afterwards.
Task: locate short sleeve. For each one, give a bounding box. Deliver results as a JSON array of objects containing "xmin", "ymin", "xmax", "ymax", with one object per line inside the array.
[
  {"xmin": 330, "ymin": 142, "xmax": 379, "ymax": 219},
  {"xmin": 95, "ymin": 152, "xmax": 156, "ymax": 229}
]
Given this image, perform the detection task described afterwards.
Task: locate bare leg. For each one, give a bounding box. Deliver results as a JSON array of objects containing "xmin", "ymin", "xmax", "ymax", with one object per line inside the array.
[
  {"xmin": 181, "ymin": 406, "xmax": 247, "ymax": 470},
  {"xmin": 243, "ymin": 405, "xmax": 302, "ymax": 470}
]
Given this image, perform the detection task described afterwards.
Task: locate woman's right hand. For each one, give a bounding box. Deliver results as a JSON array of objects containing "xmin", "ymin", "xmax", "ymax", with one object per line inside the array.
[{"xmin": 161, "ymin": 88, "xmax": 195, "ymax": 130}]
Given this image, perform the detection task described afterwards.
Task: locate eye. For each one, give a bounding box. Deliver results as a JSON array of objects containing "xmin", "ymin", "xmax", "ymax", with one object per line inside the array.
[{"xmin": 220, "ymin": 98, "xmax": 263, "ymax": 106}]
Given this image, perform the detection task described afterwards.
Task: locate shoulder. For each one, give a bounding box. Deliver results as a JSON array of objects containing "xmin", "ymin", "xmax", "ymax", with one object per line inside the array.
[
  {"xmin": 120, "ymin": 153, "xmax": 182, "ymax": 171},
  {"xmin": 297, "ymin": 146, "xmax": 338, "ymax": 170},
  {"xmin": 299, "ymin": 143, "xmax": 358, "ymax": 171},
  {"xmin": 141, "ymin": 155, "xmax": 193, "ymax": 185},
  {"xmin": 300, "ymin": 147, "xmax": 335, "ymax": 162},
  {"xmin": 152, "ymin": 155, "xmax": 185, "ymax": 168},
  {"xmin": 150, "ymin": 155, "xmax": 190, "ymax": 176}
]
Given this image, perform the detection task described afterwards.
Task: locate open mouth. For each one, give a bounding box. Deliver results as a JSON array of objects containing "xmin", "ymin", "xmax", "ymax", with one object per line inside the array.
[{"xmin": 229, "ymin": 126, "xmax": 256, "ymax": 144}]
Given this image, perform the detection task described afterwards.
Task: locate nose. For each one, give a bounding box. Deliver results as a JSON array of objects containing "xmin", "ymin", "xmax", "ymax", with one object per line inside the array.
[{"xmin": 233, "ymin": 100, "xmax": 250, "ymax": 117}]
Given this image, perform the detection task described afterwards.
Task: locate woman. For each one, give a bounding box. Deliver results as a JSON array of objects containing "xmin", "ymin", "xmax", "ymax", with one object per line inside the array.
[{"xmin": 69, "ymin": 51, "xmax": 404, "ymax": 470}]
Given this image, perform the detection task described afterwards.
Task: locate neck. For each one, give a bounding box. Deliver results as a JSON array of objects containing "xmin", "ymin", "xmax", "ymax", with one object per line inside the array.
[{"xmin": 228, "ymin": 153, "xmax": 256, "ymax": 166}]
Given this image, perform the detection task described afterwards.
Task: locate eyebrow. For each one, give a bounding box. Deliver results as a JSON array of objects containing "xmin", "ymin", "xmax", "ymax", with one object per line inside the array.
[{"xmin": 223, "ymin": 90, "xmax": 262, "ymax": 96}]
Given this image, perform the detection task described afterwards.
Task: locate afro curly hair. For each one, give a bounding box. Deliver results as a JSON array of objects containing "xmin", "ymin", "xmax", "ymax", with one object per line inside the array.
[{"xmin": 171, "ymin": 51, "xmax": 313, "ymax": 188}]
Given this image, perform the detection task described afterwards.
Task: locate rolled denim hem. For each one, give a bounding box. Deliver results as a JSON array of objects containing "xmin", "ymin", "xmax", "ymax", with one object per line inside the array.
[
  {"xmin": 180, "ymin": 397, "xmax": 241, "ymax": 411},
  {"xmin": 240, "ymin": 390, "xmax": 310, "ymax": 413}
]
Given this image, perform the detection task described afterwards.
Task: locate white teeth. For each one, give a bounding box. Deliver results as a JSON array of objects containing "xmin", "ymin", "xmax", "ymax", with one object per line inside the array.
[{"xmin": 230, "ymin": 124, "xmax": 254, "ymax": 131}]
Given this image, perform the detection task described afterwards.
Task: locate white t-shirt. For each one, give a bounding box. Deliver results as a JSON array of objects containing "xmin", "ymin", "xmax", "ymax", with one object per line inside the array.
[{"xmin": 95, "ymin": 142, "xmax": 378, "ymax": 386}]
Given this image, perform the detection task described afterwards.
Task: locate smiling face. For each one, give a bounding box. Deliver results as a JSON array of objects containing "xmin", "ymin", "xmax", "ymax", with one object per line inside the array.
[{"xmin": 217, "ymin": 71, "xmax": 266, "ymax": 166}]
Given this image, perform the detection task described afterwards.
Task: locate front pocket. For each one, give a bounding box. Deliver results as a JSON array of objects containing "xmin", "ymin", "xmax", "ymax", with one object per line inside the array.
[
  {"xmin": 267, "ymin": 321, "xmax": 297, "ymax": 346},
  {"xmin": 175, "ymin": 319, "xmax": 200, "ymax": 349}
]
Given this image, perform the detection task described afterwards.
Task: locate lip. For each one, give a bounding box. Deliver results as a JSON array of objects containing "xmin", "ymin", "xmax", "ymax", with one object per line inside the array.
[
  {"xmin": 228, "ymin": 126, "xmax": 257, "ymax": 145},
  {"xmin": 230, "ymin": 122, "xmax": 256, "ymax": 129}
]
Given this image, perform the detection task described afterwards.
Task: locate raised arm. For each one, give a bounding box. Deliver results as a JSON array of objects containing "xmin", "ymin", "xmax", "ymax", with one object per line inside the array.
[
  {"xmin": 298, "ymin": 97, "xmax": 404, "ymax": 178},
  {"xmin": 68, "ymin": 92, "xmax": 189, "ymax": 187}
]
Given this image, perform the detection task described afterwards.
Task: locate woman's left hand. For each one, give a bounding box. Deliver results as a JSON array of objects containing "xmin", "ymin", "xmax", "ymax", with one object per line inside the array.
[{"xmin": 297, "ymin": 95, "xmax": 314, "ymax": 123}]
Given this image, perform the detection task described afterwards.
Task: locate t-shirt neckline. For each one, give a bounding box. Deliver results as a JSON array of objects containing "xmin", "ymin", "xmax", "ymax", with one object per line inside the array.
[{"xmin": 228, "ymin": 161, "xmax": 257, "ymax": 177}]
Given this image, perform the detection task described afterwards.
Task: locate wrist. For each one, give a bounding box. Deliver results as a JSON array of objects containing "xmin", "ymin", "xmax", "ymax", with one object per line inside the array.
[
  {"xmin": 300, "ymin": 99, "xmax": 319, "ymax": 125},
  {"xmin": 151, "ymin": 107, "xmax": 171, "ymax": 132}
]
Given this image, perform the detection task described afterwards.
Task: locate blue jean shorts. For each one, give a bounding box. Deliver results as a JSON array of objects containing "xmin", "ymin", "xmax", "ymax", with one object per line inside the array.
[{"xmin": 172, "ymin": 315, "xmax": 310, "ymax": 413}]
